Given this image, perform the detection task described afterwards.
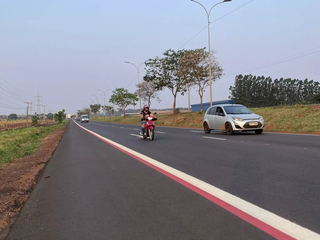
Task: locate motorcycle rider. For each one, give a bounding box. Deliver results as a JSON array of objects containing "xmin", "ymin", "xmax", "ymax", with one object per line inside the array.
[{"xmin": 140, "ymin": 105, "xmax": 154, "ymax": 135}]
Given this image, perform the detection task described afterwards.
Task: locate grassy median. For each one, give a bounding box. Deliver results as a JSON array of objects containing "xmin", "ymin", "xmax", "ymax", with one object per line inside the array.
[
  {"xmin": 92, "ymin": 104, "xmax": 320, "ymax": 134},
  {"xmin": 0, "ymin": 121, "xmax": 68, "ymax": 166}
]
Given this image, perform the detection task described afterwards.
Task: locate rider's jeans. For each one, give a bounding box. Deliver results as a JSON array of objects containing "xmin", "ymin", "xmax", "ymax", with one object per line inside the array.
[{"xmin": 141, "ymin": 121, "xmax": 146, "ymax": 133}]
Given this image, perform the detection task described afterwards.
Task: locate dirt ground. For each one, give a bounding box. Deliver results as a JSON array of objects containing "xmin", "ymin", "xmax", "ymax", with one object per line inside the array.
[{"xmin": 0, "ymin": 124, "xmax": 67, "ymax": 239}]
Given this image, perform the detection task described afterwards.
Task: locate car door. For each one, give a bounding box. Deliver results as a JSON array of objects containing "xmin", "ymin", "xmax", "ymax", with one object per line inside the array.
[
  {"xmin": 214, "ymin": 107, "xmax": 226, "ymax": 130},
  {"xmin": 207, "ymin": 107, "xmax": 216, "ymax": 129}
]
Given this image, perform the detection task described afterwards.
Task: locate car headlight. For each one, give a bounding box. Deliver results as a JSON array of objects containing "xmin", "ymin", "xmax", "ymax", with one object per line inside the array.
[
  {"xmin": 259, "ymin": 116, "xmax": 264, "ymax": 121},
  {"xmin": 232, "ymin": 117, "xmax": 243, "ymax": 122}
]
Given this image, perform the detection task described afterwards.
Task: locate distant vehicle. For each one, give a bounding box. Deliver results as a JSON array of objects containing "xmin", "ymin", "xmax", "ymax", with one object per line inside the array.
[
  {"xmin": 203, "ymin": 104, "xmax": 264, "ymax": 135},
  {"xmin": 81, "ymin": 115, "xmax": 89, "ymax": 123},
  {"xmin": 76, "ymin": 118, "xmax": 80, "ymax": 121}
]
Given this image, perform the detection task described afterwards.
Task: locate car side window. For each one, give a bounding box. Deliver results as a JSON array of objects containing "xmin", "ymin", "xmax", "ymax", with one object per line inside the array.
[
  {"xmin": 216, "ymin": 107, "xmax": 224, "ymax": 116},
  {"xmin": 209, "ymin": 107, "xmax": 216, "ymax": 115}
]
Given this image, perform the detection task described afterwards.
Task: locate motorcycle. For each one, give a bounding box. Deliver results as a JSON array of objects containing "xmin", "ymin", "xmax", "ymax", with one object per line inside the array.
[{"xmin": 142, "ymin": 113, "xmax": 157, "ymax": 141}]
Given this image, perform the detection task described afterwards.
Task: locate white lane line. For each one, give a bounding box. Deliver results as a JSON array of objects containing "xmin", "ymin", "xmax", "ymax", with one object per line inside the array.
[
  {"xmin": 130, "ymin": 134, "xmax": 141, "ymax": 138},
  {"xmin": 120, "ymin": 127, "xmax": 124, "ymax": 128},
  {"xmin": 156, "ymin": 131, "xmax": 165, "ymax": 134},
  {"xmin": 203, "ymin": 136, "xmax": 226, "ymax": 141},
  {"xmin": 191, "ymin": 130, "xmax": 204, "ymax": 133},
  {"xmin": 133, "ymin": 128, "xmax": 139, "ymax": 130},
  {"xmin": 74, "ymin": 121, "xmax": 320, "ymax": 240}
]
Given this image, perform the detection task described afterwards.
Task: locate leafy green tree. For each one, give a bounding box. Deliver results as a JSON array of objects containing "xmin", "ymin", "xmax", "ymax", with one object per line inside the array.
[
  {"xmin": 229, "ymin": 75, "xmax": 320, "ymax": 107},
  {"xmin": 144, "ymin": 49, "xmax": 190, "ymax": 114},
  {"xmin": 54, "ymin": 109, "xmax": 66, "ymax": 123},
  {"xmin": 8, "ymin": 113, "xmax": 18, "ymax": 120},
  {"xmin": 32, "ymin": 114, "xmax": 39, "ymax": 126},
  {"xmin": 90, "ymin": 104, "xmax": 101, "ymax": 117},
  {"xmin": 109, "ymin": 88, "xmax": 138, "ymax": 117},
  {"xmin": 47, "ymin": 112, "xmax": 54, "ymax": 120}
]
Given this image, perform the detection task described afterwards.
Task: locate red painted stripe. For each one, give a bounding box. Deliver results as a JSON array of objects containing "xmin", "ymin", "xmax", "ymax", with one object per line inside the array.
[{"xmin": 77, "ymin": 123, "xmax": 296, "ymax": 240}]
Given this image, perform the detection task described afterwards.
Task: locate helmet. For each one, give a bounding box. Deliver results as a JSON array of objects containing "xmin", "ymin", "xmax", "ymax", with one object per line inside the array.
[{"xmin": 143, "ymin": 105, "xmax": 149, "ymax": 110}]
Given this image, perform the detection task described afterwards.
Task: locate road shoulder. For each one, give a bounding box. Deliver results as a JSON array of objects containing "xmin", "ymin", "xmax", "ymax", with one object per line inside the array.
[{"xmin": 0, "ymin": 123, "xmax": 68, "ymax": 239}]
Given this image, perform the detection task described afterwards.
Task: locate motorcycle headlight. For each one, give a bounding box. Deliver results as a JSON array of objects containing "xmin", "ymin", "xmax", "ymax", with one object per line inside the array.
[
  {"xmin": 232, "ymin": 117, "xmax": 243, "ymax": 122},
  {"xmin": 148, "ymin": 117, "xmax": 153, "ymax": 120}
]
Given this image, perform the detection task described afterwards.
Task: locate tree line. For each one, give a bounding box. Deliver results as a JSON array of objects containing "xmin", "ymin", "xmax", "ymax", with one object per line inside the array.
[
  {"xmin": 229, "ymin": 74, "xmax": 320, "ymax": 107},
  {"xmin": 77, "ymin": 48, "xmax": 224, "ymax": 116}
]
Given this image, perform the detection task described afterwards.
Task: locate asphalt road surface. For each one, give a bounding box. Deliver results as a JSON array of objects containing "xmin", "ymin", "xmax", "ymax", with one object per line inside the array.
[{"xmin": 6, "ymin": 120, "xmax": 320, "ymax": 240}]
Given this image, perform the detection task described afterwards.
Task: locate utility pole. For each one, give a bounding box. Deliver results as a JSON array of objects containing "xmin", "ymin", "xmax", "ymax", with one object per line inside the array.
[
  {"xmin": 42, "ymin": 105, "xmax": 47, "ymax": 122},
  {"xmin": 24, "ymin": 102, "xmax": 32, "ymax": 126},
  {"xmin": 34, "ymin": 91, "xmax": 42, "ymax": 114}
]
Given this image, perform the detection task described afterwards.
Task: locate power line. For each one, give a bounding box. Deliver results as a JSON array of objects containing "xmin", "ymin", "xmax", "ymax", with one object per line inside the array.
[
  {"xmin": 0, "ymin": 76, "xmax": 25, "ymax": 94},
  {"xmin": 211, "ymin": 0, "xmax": 254, "ymax": 24},
  {"xmin": 0, "ymin": 97, "xmax": 25, "ymax": 107},
  {"xmin": 0, "ymin": 103, "xmax": 25, "ymax": 110},
  {"xmin": 179, "ymin": 0, "xmax": 254, "ymax": 49},
  {"xmin": 126, "ymin": 74, "xmax": 138, "ymax": 89},
  {"xmin": 0, "ymin": 82, "xmax": 26, "ymax": 101},
  {"xmin": 225, "ymin": 47, "xmax": 320, "ymax": 77},
  {"xmin": 0, "ymin": 86, "xmax": 25, "ymax": 102}
]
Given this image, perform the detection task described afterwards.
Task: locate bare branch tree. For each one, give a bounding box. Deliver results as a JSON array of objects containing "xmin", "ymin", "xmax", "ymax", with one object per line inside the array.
[{"xmin": 135, "ymin": 81, "xmax": 161, "ymax": 108}]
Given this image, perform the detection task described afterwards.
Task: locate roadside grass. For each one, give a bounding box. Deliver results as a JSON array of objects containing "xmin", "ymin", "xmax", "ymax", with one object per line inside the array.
[
  {"xmin": 92, "ymin": 104, "xmax": 320, "ymax": 134},
  {"xmin": 252, "ymin": 105, "xmax": 320, "ymax": 133},
  {"xmin": 0, "ymin": 121, "xmax": 68, "ymax": 166}
]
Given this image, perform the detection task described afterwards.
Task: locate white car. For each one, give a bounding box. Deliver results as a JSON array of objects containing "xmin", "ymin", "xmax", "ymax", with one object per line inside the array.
[
  {"xmin": 203, "ymin": 104, "xmax": 264, "ymax": 135},
  {"xmin": 81, "ymin": 115, "xmax": 89, "ymax": 123}
]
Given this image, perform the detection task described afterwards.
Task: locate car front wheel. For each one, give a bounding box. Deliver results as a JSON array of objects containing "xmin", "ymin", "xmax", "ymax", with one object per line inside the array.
[
  {"xmin": 204, "ymin": 122, "xmax": 211, "ymax": 134},
  {"xmin": 225, "ymin": 123, "xmax": 234, "ymax": 135}
]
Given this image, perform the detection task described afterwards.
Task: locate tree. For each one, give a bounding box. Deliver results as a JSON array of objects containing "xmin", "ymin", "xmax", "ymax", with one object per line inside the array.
[
  {"xmin": 109, "ymin": 88, "xmax": 138, "ymax": 117},
  {"xmin": 47, "ymin": 112, "xmax": 54, "ymax": 120},
  {"xmin": 102, "ymin": 105, "xmax": 114, "ymax": 117},
  {"xmin": 229, "ymin": 74, "xmax": 320, "ymax": 107},
  {"xmin": 90, "ymin": 104, "xmax": 101, "ymax": 117},
  {"xmin": 8, "ymin": 113, "xmax": 18, "ymax": 120},
  {"xmin": 32, "ymin": 114, "xmax": 39, "ymax": 126},
  {"xmin": 180, "ymin": 48, "xmax": 223, "ymax": 111},
  {"xmin": 144, "ymin": 49, "xmax": 190, "ymax": 114},
  {"xmin": 77, "ymin": 108, "xmax": 91, "ymax": 117},
  {"xmin": 135, "ymin": 81, "xmax": 161, "ymax": 108},
  {"xmin": 54, "ymin": 109, "xmax": 66, "ymax": 123}
]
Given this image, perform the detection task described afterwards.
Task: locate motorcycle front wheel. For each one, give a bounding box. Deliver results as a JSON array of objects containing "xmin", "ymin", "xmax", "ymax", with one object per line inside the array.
[{"xmin": 149, "ymin": 128, "xmax": 154, "ymax": 141}]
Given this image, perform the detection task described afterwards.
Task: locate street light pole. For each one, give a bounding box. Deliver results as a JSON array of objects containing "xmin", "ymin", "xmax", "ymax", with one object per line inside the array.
[
  {"xmin": 125, "ymin": 61, "xmax": 145, "ymax": 113},
  {"xmin": 191, "ymin": 0, "xmax": 231, "ymax": 106},
  {"xmin": 98, "ymin": 89, "xmax": 110, "ymax": 117}
]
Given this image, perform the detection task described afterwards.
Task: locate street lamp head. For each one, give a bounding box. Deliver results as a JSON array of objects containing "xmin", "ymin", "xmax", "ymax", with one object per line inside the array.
[
  {"xmin": 223, "ymin": 0, "xmax": 232, "ymax": 2},
  {"xmin": 124, "ymin": 61, "xmax": 130, "ymax": 63}
]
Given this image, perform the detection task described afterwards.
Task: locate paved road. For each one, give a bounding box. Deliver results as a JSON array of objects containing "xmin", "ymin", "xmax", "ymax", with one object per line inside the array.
[{"xmin": 6, "ymin": 120, "xmax": 320, "ymax": 240}]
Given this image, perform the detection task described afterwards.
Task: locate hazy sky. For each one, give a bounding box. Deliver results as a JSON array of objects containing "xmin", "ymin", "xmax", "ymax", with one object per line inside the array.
[{"xmin": 1, "ymin": 0, "xmax": 320, "ymax": 115}]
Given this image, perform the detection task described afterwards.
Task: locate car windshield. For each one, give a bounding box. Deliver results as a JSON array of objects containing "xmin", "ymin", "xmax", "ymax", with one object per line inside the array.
[{"xmin": 223, "ymin": 106, "xmax": 252, "ymax": 114}]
